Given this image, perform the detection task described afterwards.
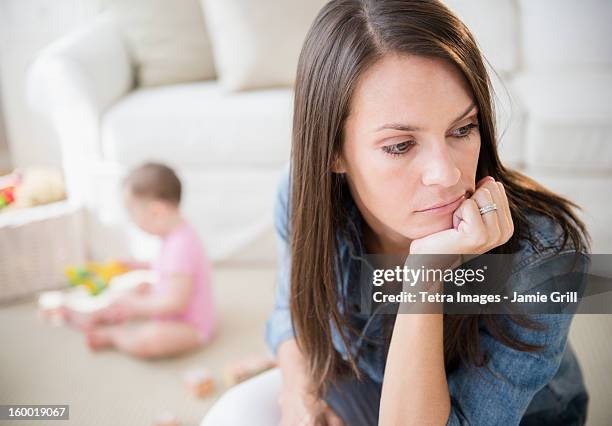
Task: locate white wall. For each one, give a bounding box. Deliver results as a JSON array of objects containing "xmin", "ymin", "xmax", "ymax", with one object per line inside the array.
[{"xmin": 0, "ymin": 0, "xmax": 103, "ymax": 168}]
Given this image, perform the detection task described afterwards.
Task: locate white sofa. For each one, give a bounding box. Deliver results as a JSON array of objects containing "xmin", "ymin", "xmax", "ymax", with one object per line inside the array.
[
  {"xmin": 26, "ymin": 0, "xmax": 612, "ymax": 262},
  {"xmin": 449, "ymin": 0, "xmax": 612, "ymax": 253},
  {"xmin": 26, "ymin": 11, "xmax": 293, "ymax": 262}
]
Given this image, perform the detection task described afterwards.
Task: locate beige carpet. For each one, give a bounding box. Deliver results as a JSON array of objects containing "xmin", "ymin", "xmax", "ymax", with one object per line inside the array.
[
  {"xmin": 1, "ymin": 267, "xmax": 611, "ymax": 426},
  {"xmin": 0, "ymin": 267, "xmax": 276, "ymax": 426}
]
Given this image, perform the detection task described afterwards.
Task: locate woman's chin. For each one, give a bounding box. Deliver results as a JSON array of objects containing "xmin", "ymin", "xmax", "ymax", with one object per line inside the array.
[{"xmin": 408, "ymin": 216, "xmax": 454, "ymax": 238}]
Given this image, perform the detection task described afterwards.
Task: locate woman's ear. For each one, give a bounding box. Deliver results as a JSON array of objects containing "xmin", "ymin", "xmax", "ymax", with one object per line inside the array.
[{"xmin": 331, "ymin": 153, "xmax": 347, "ymax": 174}]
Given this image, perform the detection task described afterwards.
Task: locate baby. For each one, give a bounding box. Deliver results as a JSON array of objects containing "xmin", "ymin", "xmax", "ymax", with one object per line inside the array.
[{"xmin": 64, "ymin": 162, "xmax": 217, "ymax": 358}]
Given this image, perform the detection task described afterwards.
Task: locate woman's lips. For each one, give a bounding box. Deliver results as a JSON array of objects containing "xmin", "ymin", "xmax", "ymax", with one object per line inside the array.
[{"xmin": 416, "ymin": 193, "xmax": 466, "ymax": 214}]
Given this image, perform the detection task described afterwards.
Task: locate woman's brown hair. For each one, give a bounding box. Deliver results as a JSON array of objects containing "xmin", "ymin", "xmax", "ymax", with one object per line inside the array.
[{"xmin": 289, "ymin": 0, "xmax": 591, "ymax": 397}]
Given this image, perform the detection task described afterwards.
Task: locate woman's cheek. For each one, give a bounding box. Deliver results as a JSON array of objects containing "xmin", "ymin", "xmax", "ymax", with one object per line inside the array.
[{"xmin": 380, "ymin": 182, "xmax": 413, "ymax": 223}]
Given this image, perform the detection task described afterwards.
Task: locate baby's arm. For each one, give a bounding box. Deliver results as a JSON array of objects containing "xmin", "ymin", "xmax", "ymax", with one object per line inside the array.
[
  {"xmin": 104, "ymin": 274, "xmax": 193, "ymax": 322},
  {"xmin": 120, "ymin": 259, "xmax": 151, "ymax": 270},
  {"xmin": 131, "ymin": 281, "xmax": 153, "ymax": 295}
]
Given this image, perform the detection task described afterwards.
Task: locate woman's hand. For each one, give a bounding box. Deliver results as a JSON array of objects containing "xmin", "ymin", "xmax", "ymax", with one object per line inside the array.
[
  {"xmin": 276, "ymin": 340, "xmax": 345, "ymax": 426},
  {"xmin": 278, "ymin": 384, "xmax": 344, "ymax": 426},
  {"xmin": 409, "ymin": 176, "xmax": 514, "ymax": 256}
]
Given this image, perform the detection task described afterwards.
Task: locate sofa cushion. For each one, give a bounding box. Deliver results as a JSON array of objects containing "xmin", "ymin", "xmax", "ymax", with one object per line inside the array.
[
  {"xmin": 523, "ymin": 171, "xmax": 612, "ymax": 254},
  {"xmin": 514, "ymin": 71, "xmax": 612, "ymax": 171},
  {"xmin": 444, "ymin": 0, "xmax": 519, "ymax": 74},
  {"xmin": 200, "ymin": 0, "xmax": 327, "ymax": 91},
  {"xmin": 101, "ymin": 81, "xmax": 292, "ymax": 167},
  {"xmin": 519, "ymin": 0, "xmax": 612, "ymax": 69},
  {"xmin": 104, "ymin": 0, "xmax": 217, "ymax": 87}
]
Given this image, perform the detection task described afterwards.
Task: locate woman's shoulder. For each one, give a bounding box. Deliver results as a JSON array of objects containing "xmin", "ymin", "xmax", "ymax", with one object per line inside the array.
[
  {"xmin": 508, "ymin": 209, "xmax": 589, "ymax": 290},
  {"xmin": 276, "ymin": 162, "xmax": 291, "ymax": 206},
  {"xmin": 273, "ymin": 163, "xmax": 291, "ymax": 241},
  {"xmin": 515, "ymin": 209, "xmax": 583, "ymax": 262}
]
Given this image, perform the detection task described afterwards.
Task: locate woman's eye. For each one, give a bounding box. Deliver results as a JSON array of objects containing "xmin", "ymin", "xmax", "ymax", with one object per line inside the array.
[
  {"xmin": 453, "ymin": 123, "xmax": 479, "ymax": 138},
  {"xmin": 382, "ymin": 141, "xmax": 414, "ymax": 157}
]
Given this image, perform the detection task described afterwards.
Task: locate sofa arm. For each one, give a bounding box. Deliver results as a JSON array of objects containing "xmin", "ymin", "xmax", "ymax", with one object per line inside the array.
[{"xmin": 26, "ymin": 11, "xmax": 134, "ymax": 203}]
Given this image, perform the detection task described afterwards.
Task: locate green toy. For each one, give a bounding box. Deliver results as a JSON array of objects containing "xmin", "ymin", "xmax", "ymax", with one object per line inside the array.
[{"xmin": 64, "ymin": 261, "xmax": 128, "ymax": 296}]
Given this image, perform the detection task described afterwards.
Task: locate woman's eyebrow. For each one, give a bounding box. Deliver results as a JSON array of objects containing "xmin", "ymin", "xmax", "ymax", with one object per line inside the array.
[
  {"xmin": 373, "ymin": 102, "xmax": 477, "ymax": 133},
  {"xmin": 451, "ymin": 102, "xmax": 478, "ymax": 124}
]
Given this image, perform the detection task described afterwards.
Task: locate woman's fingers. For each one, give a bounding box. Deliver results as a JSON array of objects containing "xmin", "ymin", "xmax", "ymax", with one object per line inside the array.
[
  {"xmin": 456, "ymin": 176, "xmax": 514, "ymax": 252},
  {"xmin": 481, "ymin": 180, "xmax": 513, "ymax": 244},
  {"xmin": 323, "ymin": 408, "xmax": 345, "ymax": 426},
  {"xmin": 471, "ymin": 186, "xmax": 500, "ymax": 239},
  {"xmin": 496, "ymin": 181, "xmax": 514, "ymax": 238},
  {"xmin": 454, "ymin": 198, "xmax": 489, "ymax": 251},
  {"xmin": 410, "ymin": 177, "xmax": 515, "ymax": 255},
  {"xmin": 470, "ymin": 178, "xmax": 514, "ymax": 247}
]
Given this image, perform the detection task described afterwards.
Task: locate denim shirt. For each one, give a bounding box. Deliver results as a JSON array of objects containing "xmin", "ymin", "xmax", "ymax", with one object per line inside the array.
[{"xmin": 265, "ymin": 165, "xmax": 590, "ymax": 425}]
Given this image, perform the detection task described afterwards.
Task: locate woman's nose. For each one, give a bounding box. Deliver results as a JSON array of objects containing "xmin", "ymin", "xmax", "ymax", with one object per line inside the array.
[{"xmin": 420, "ymin": 143, "xmax": 461, "ymax": 187}]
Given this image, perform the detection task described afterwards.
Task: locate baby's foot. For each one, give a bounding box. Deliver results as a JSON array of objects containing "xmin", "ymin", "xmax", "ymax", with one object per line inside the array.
[{"xmin": 86, "ymin": 328, "xmax": 114, "ymax": 352}]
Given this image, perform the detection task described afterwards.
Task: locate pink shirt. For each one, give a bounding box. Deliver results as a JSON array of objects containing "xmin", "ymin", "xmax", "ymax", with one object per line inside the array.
[{"xmin": 152, "ymin": 222, "xmax": 216, "ymax": 341}]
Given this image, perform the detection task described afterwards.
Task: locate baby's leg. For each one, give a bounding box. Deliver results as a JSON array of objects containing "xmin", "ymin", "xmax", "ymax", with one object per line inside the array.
[{"xmin": 87, "ymin": 320, "xmax": 205, "ymax": 359}]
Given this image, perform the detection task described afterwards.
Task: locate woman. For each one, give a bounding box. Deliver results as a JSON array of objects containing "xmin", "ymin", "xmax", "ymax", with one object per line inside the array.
[{"xmin": 202, "ymin": 0, "xmax": 591, "ymax": 425}]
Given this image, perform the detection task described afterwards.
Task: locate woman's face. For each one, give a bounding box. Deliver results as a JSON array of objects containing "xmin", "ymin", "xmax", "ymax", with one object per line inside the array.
[{"xmin": 338, "ymin": 54, "xmax": 480, "ymax": 250}]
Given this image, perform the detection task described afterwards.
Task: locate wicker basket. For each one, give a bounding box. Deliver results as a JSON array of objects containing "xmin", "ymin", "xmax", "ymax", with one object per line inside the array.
[{"xmin": 0, "ymin": 201, "xmax": 86, "ymax": 304}]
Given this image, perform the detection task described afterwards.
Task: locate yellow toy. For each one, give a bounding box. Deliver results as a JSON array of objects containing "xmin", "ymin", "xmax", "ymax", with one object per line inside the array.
[{"xmin": 64, "ymin": 261, "xmax": 128, "ymax": 296}]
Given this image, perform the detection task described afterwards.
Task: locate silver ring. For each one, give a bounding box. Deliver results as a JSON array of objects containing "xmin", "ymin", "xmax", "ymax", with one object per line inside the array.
[{"xmin": 479, "ymin": 203, "xmax": 498, "ymax": 215}]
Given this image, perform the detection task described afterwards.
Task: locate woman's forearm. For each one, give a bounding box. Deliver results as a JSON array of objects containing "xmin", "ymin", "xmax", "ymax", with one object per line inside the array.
[
  {"xmin": 277, "ymin": 338, "xmax": 311, "ymax": 390},
  {"xmin": 379, "ymin": 313, "xmax": 450, "ymax": 425}
]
